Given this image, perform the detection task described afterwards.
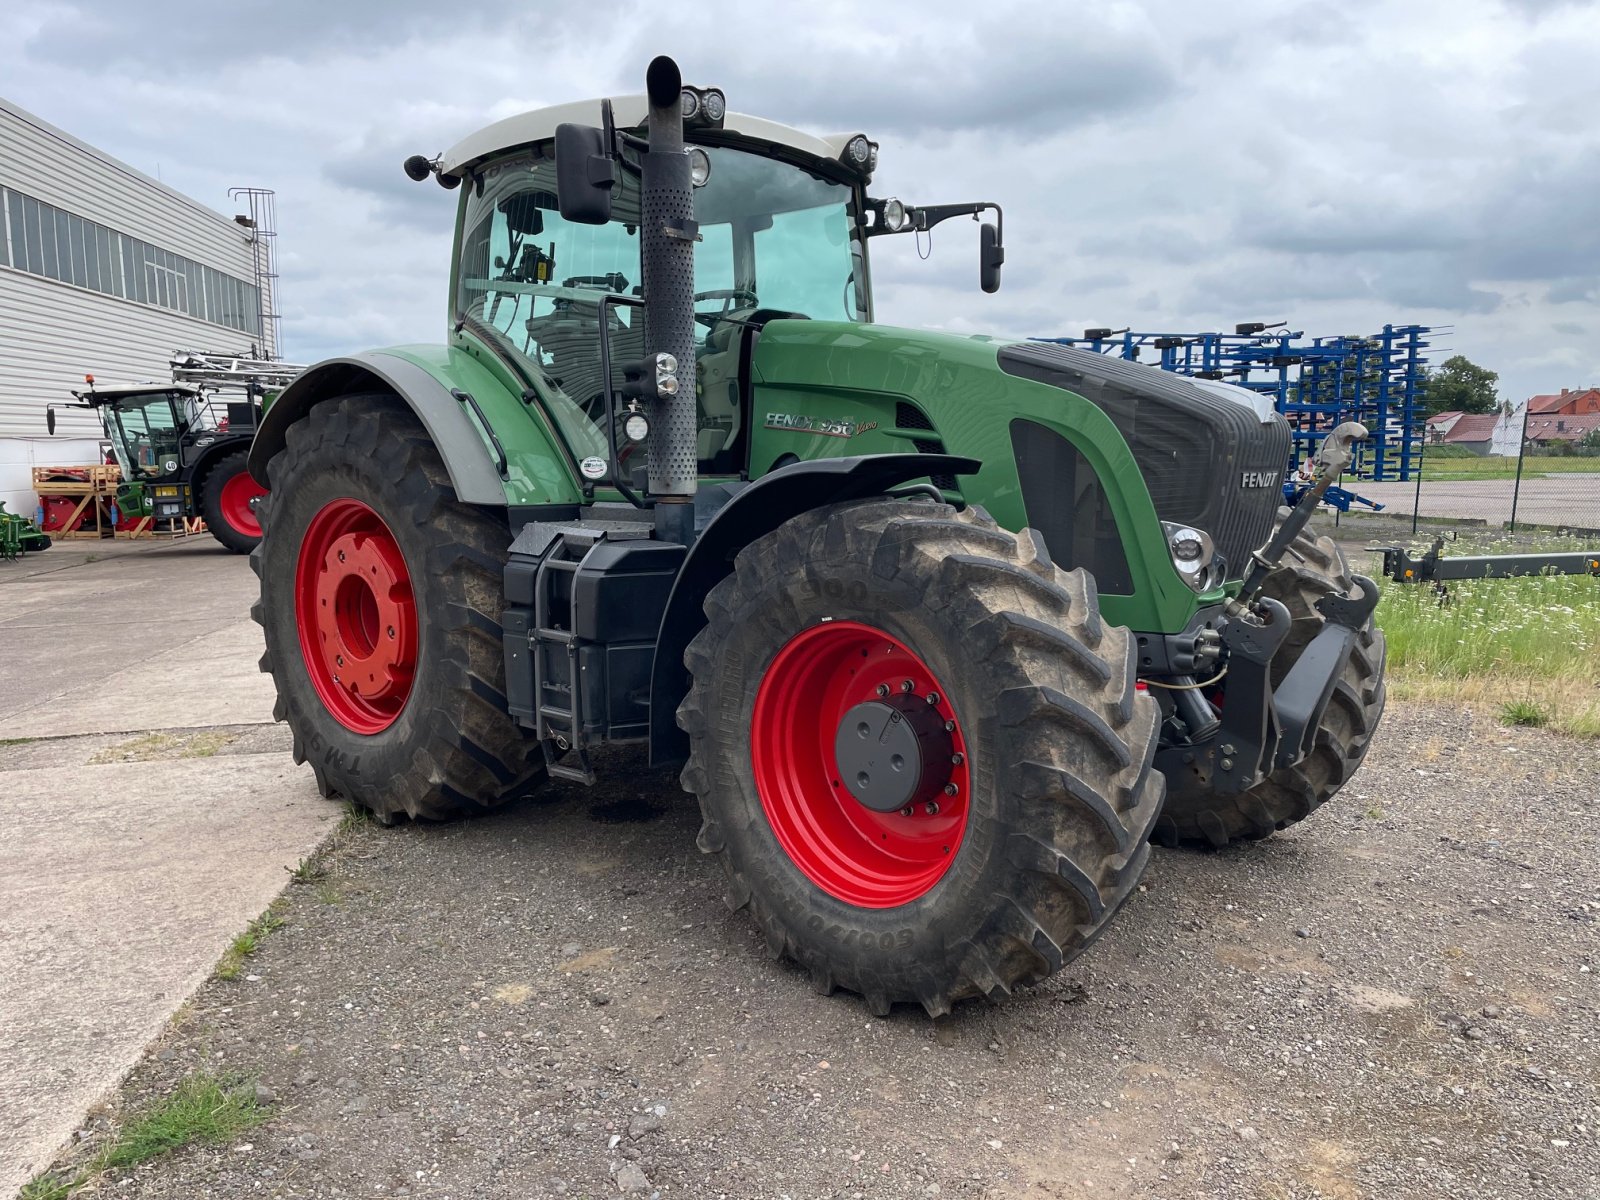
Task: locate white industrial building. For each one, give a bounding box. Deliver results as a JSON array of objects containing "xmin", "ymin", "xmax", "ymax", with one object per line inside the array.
[{"xmin": 0, "ymin": 96, "xmax": 275, "ymax": 514}]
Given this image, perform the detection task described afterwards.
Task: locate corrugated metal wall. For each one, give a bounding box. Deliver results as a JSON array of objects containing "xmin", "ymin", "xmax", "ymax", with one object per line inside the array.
[{"xmin": 0, "ymin": 96, "xmax": 274, "ymax": 511}]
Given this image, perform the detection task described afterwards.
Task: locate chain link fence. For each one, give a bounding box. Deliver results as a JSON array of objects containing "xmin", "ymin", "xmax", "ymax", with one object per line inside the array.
[{"xmin": 1337, "ymin": 407, "xmax": 1600, "ymax": 546}]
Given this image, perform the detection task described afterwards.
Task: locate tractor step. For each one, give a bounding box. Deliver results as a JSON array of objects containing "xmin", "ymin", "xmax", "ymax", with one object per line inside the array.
[{"xmin": 502, "ymin": 517, "xmax": 686, "ymax": 784}]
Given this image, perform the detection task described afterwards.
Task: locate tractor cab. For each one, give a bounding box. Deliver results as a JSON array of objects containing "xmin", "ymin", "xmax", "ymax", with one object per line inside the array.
[
  {"xmin": 62, "ymin": 381, "xmax": 203, "ymax": 485},
  {"xmin": 440, "ymin": 93, "xmax": 1001, "ymax": 490}
]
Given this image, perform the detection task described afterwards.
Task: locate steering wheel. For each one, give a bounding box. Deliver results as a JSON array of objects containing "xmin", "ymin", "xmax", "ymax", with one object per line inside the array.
[{"xmin": 694, "ymin": 288, "xmax": 759, "ymax": 326}]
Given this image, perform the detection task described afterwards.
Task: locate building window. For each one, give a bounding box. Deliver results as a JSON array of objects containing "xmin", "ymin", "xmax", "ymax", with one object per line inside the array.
[{"xmin": 0, "ymin": 185, "xmax": 261, "ymax": 336}]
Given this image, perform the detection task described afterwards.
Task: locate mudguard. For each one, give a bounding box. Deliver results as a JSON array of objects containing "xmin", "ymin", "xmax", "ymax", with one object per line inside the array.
[
  {"xmin": 186, "ymin": 432, "xmax": 255, "ymax": 493},
  {"xmin": 246, "ymin": 351, "xmax": 508, "ymax": 504},
  {"xmin": 648, "ymin": 452, "xmax": 980, "ymax": 767}
]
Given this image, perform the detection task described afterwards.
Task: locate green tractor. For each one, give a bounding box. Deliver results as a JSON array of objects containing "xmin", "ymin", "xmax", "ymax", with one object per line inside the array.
[{"xmin": 249, "ymin": 57, "xmax": 1385, "ymax": 1015}]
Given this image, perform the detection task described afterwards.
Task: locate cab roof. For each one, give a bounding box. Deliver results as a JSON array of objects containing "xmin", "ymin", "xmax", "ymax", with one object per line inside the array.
[
  {"xmin": 440, "ymin": 95, "xmax": 862, "ymax": 177},
  {"xmin": 72, "ymin": 382, "xmax": 202, "ymax": 400}
]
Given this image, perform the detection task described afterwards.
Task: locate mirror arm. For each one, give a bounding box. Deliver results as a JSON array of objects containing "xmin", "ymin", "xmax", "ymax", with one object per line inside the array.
[{"xmin": 909, "ymin": 201, "xmax": 1002, "ymax": 237}]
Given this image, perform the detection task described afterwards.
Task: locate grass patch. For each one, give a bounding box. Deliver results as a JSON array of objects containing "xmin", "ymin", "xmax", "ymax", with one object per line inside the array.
[
  {"xmin": 285, "ymin": 855, "xmax": 325, "ymax": 885},
  {"xmin": 1375, "ymin": 565, "xmax": 1600, "ymax": 738},
  {"xmin": 89, "ymin": 730, "xmax": 239, "ymax": 764},
  {"xmin": 214, "ymin": 908, "xmax": 286, "ymax": 981},
  {"xmin": 21, "ymin": 1072, "xmax": 270, "ymax": 1197},
  {"xmin": 0, "ymin": 736, "xmax": 40, "ymax": 747},
  {"xmin": 1500, "ymin": 699, "xmax": 1549, "ymax": 728}
]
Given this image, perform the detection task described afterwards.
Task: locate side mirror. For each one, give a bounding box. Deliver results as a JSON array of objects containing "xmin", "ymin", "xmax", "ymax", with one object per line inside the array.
[
  {"xmin": 46, "ymin": 406, "xmax": 57, "ymax": 435},
  {"xmin": 555, "ymin": 123, "xmax": 615, "ymax": 226},
  {"xmin": 980, "ymin": 221, "xmax": 1004, "ymax": 294}
]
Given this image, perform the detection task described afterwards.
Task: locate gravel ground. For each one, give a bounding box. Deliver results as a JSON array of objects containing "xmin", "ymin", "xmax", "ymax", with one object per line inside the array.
[{"xmin": 34, "ymin": 700, "xmax": 1598, "ymax": 1200}]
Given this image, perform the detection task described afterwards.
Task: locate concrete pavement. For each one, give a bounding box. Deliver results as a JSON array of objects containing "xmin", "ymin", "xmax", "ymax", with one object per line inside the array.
[{"xmin": 0, "ymin": 537, "xmax": 336, "ymax": 1196}]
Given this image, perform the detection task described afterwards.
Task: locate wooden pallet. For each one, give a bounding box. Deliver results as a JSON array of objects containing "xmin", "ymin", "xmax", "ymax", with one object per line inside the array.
[{"xmin": 33, "ymin": 463, "xmax": 121, "ymax": 490}]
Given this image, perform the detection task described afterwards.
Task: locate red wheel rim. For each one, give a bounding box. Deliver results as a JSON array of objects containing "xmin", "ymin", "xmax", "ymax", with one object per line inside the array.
[
  {"xmin": 219, "ymin": 471, "xmax": 268, "ymax": 537},
  {"xmin": 294, "ymin": 498, "xmax": 418, "ymax": 734},
  {"xmin": 751, "ymin": 621, "xmax": 971, "ymax": 908}
]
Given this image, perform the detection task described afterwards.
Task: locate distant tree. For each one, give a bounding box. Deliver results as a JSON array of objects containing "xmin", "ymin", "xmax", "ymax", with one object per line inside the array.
[{"xmin": 1420, "ymin": 355, "xmax": 1499, "ymax": 416}]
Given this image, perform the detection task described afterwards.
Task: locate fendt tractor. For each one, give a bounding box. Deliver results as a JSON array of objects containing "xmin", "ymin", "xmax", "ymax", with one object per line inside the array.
[
  {"xmin": 48, "ymin": 351, "xmax": 304, "ymax": 553},
  {"xmin": 249, "ymin": 58, "xmax": 1386, "ymax": 1015}
]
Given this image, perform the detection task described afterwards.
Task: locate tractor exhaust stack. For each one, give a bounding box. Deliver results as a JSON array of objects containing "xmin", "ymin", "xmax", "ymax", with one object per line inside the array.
[{"xmin": 640, "ymin": 55, "xmax": 698, "ymax": 545}]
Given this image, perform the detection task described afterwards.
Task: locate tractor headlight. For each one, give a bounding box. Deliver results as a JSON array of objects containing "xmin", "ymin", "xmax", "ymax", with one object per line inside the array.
[
  {"xmin": 1162, "ymin": 521, "xmax": 1221, "ymax": 593},
  {"xmin": 688, "ymin": 147, "xmax": 712, "ymax": 188},
  {"xmin": 623, "ymin": 411, "xmax": 651, "ymax": 443},
  {"xmin": 879, "ymin": 197, "xmax": 909, "ymax": 233},
  {"xmin": 842, "ymin": 135, "xmax": 872, "ymax": 169},
  {"xmin": 680, "ymin": 86, "xmax": 726, "ymax": 128},
  {"xmin": 654, "ymin": 351, "xmax": 679, "ymax": 399}
]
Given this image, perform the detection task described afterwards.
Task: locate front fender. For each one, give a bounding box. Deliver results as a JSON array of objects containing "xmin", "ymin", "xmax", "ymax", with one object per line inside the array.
[{"xmin": 648, "ymin": 452, "xmax": 980, "ymax": 767}]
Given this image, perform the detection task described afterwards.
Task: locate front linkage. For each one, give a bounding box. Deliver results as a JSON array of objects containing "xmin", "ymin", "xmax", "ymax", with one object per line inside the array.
[{"xmin": 1157, "ymin": 423, "xmax": 1381, "ymax": 800}]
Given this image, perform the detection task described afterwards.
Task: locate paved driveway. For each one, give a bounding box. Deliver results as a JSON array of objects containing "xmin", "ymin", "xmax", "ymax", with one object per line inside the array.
[{"xmin": 0, "ymin": 538, "xmax": 335, "ymax": 1197}]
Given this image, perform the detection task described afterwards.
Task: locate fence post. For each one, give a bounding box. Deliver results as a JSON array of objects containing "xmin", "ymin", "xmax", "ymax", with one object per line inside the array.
[
  {"xmin": 1508, "ymin": 404, "xmax": 1530, "ymax": 533},
  {"xmin": 1411, "ymin": 431, "xmax": 1426, "ymax": 536}
]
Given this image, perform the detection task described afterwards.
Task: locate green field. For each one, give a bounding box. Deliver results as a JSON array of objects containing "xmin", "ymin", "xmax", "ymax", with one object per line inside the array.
[{"xmin": 1415, "ymin": 453, "xmax": 1600, "ymax": 483}]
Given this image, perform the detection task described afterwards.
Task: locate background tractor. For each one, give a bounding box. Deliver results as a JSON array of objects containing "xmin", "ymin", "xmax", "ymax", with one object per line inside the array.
[
  {"xmin": 48, "ymin": 351, "xmax": 304, "ymax": 552},
  {"xmin": 248, "ymin": 57, "xmax": 1385, "ymax": 1015}
]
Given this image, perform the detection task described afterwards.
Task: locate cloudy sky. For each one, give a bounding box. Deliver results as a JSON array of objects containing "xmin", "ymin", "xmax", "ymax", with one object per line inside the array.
[{"xmin": 3, "ymin": 0, "xmax": 1596, "ymax": 404}]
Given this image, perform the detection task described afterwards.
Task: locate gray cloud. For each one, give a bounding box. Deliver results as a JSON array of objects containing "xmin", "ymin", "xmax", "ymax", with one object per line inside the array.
[{"xmin": 3, "ymin": 0, "xmax": 1597, "ymax": 401}]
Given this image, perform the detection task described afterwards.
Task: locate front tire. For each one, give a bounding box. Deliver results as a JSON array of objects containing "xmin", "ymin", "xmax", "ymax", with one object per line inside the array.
[
  {"xmin": 251, "ymin": 394, "xmax": 546, "ymax": 821},
  {"xmin": 203, "ymin": 449, "xmax": 267, "ymax": 554},
  {"xmin": 678, "ymin": 499, "xmax": 1164, "ymax": 1016},
  {"xmin": 1155, "ymin": 516, "xmax": 1386, "ymax": 848}
]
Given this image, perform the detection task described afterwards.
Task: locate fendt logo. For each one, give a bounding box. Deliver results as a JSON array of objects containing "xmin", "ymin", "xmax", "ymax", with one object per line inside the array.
[{"xmin": 1241, "ymin": 470, "xmax": 1281, "ymax": 489}]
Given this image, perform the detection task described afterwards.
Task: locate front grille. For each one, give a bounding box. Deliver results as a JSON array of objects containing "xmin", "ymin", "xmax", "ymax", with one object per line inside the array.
[{"xmin": 999, "ymin": 342, "xmax": 1289, "ymax": 579}]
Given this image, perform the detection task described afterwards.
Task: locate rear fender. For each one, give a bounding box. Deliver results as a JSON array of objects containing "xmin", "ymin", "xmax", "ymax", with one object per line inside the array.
[{"xmin": 648, "ymin": 453, "xmax": 980, "ymax": 767}]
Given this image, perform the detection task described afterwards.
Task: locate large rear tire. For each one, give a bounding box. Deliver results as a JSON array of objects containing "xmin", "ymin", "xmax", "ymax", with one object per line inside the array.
[
  {"xmin": 251, "ymin": 394, "xmax": 546, "ymax": 821},
  {"xmin": 678, "ymin": 499, "xmax": 1164, "ymax": 1016},
  {"xmin": 1155, "ymin": 516, "xmax": 1386, "ymax": 848},
  {"xmin": 202, "ymin": 450, "xmax": 267, "ymax": 554}
]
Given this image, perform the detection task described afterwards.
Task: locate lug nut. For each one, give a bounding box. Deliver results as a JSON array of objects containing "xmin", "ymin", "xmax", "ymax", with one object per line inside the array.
[
  {"xmin": 943, "ymin": 782, "xmax": 959, "ymax": 797},
  {"xmin": 944, "ymin": 720, "xmax": 955, "ymax": 732},
  {"xmin": 387, "ymin": 626, "xmax": 395, "ymax": 639},
  {"xmin": 900, "ymin": 679, "xmax": 915, "ymax": 693},
  {"xmin": 336, "ymin": 654, "xmax": 344, "ymax": 666},
  {"xmin": 951, "ymin": 752, "xmax": 964, "ymax": 766},
  {"xmin": 926, "ymin": 692, "xmax": 940, "ymax": 706},
  {"xmin": 924, "ymin": 801, "xmax": 940, "ymax": 816},
  {"xmin": 337, "ymin": 550, "xmax": 346, "ymax": 562},
  {"xmin": 876, "ymin": 683, "xmax": 890, "ymax": 698},
  {"xmin": 899, "ymin": 805, "xmax": 914, "ymax": 817},
  {"xmin": 1220, "ymin": 757, "xmax": 1234, "ymax": 771}
]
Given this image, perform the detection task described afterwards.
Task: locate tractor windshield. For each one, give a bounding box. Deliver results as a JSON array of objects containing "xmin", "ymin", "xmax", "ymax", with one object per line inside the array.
[
  {"xmin": 456, "ymin": 144, "xmax": 865, "ymax": 472},
  {"xmin": 105, "ymin": 391, "xmax": 185, "ymax": 479}
]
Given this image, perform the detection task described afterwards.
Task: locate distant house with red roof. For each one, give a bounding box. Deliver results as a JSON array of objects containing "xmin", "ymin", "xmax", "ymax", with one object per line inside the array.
[
  {"xmin": 1523, "ymin": 412, "xmax": 1600, "ymax": 447},
  {"xmin": 1425, "ymin": 411, "xmax": 1465, "ymax": 443},
  {"xmin": 1526, "ymin": 388, "xmax": 1600, "ymax": 416},
  {"xmin": 1437, "ymin": 413, "xmax": 1500, "ymax": 454}
]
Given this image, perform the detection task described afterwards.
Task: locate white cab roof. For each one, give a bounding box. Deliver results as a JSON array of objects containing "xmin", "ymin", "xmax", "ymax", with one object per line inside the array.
[
  {"xmin": 440, "ymin": 95, "xmax": 860, "ymax": 175},
  {"xmin": 73, "ymin": 383, "xmax": 202, "ymax": 399}
]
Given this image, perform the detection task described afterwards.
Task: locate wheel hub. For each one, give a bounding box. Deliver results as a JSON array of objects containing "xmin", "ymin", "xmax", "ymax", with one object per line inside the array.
[
  {"xmin": 294, "ymin": 498, "xmax": 418, "ymax": 734},
  {"xmin": 833, "ymin": 697, "xmax": 953, "ymax": 813},
  {"xmin": 750, "ymin": 620, "xmax": 972, "ymax": 908}
]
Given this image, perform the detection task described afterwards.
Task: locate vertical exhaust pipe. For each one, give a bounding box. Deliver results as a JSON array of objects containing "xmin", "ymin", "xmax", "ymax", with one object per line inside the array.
[{"xmin": 640, "ymin": 55, "xmax": 697, "ymax": 544}]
